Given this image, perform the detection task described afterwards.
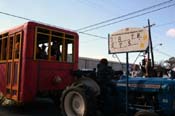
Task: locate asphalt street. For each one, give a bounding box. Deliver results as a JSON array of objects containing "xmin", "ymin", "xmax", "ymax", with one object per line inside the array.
[{"xmin": 0, "ymin": 98, "xmax": 61, "ymax": 116}]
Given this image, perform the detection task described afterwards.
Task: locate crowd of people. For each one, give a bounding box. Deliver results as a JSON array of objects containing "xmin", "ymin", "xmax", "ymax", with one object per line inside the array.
[{"xmin": 130, "ymin": 58, "xmax": 175, "ymax": 79}]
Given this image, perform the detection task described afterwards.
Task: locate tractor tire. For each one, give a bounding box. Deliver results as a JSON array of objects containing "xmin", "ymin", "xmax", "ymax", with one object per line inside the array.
[
  {"xmin": 60, "ymin": 84, "xmax": 96, "ymax": 116},
  {"xmin": 134, "ymin": 111, "xmax": 159, "ymax": 116}
]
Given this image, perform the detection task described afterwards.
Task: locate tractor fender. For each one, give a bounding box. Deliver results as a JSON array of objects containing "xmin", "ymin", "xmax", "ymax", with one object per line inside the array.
[{"xmin": 73, "ymin": 77, "xmax": 100, "ymax": 96}]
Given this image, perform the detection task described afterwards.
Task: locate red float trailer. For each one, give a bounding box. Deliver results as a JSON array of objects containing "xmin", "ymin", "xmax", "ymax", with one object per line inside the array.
[{"xmin": 0, "ymin": 22, "xmax": 79, "ymax": 103}]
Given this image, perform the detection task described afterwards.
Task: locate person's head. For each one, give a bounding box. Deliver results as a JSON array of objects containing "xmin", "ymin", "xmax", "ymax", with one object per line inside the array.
[{"xmin": 100, "ymin": 58, "xmax": 108, "ymax": 66}]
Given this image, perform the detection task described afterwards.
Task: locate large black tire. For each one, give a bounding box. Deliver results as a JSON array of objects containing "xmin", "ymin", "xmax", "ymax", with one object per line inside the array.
[
  {"xmin": 60, "ymin": 84, "xmax": 96, "ymax": 116},
  {"xmin": 134, "ymin": 111, "xmax": 159, "ymax": 116}
]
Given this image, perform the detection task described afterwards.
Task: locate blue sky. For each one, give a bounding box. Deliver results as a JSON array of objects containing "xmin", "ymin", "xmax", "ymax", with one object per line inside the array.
[{"xmin": 0, "ymin": 0, "xmax": 175, "ymax": 64}]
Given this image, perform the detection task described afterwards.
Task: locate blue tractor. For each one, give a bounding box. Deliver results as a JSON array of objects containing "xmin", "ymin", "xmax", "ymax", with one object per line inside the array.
[
  {"xmin": 115, "ymin": 77, "xmax": 175, "ymax": 116},
  {"xmin": 60, "ymin": 58, "xmax": 175, "ymax": 116}
]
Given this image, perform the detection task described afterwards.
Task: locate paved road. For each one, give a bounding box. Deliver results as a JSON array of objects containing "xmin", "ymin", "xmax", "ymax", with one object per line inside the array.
[{"xmin": 0, "ymin": 99, "xmax": 61, "ymax": 116}]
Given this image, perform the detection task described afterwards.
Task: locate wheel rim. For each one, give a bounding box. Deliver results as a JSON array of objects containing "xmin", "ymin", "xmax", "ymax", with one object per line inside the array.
[{"xmin": 64, "ymin": 91, "xmax": 85, "ymax": 116}]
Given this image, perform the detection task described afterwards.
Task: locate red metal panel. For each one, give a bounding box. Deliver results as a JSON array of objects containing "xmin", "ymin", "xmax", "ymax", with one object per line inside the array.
[
  {"xmin": 13, "ymin": 63, "xmax": 18, "ymax": 85},
  {"xmin": 0, "ymin": 63, "xmax": 6, "ymax": 94},
  {"xmin": 19, "ymin": 59, "xmax": 38, "ymax": 102},
  {"xmin": 19, "ymin": 22, "xmax": 36, "ymax": 102},
  {"xmin": 37, "ymin": 61, "xmax": 75, "ymax": 91},
  {"xmin": 6, "ymin": 63, "xmax": 11, "ymax": 85}
]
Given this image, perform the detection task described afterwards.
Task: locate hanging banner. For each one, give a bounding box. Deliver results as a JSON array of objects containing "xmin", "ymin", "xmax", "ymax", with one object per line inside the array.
[{"xmin": 109, "ymin": 28, "xmax": 149, "ymax": 53}]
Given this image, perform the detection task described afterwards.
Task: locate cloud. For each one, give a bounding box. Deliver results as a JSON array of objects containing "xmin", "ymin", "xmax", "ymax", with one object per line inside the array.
[{"xmin": 166, "ymin": 28, "xmax": 175, "ymax": 38}]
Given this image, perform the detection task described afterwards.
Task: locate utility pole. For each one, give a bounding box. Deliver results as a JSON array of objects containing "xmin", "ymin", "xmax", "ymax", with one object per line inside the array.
[
  {"xmin": 145, "ymin": 19, "xmax": 155, "ymax": 68},
  {"xmin": 148, "ymin": 19, "xmax": 155, "ymax": 68},
  {"xmin": 126, "ymin": 52, "xmax": 129, "ymax": 115}
]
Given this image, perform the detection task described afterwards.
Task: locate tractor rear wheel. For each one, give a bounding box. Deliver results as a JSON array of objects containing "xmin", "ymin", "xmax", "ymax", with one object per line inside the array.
[{"xmin": 60, "ymin": 85, "xmax": 96, "ymax": 116}]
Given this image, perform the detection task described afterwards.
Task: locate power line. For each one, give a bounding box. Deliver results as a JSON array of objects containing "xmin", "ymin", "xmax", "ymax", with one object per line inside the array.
[
  {"xmin": 80, "ymin": 3, "xmax": 175, "ymax": 32},
  {"xmin": 0, "ymin": 1, "xmax": 174, "ymax": 40},
  {"xmin": 0, "ymin": 11, "xmax": 107, "ymax": 39},
  {"xmin": 0, "ymin": 11, "xmax": 32, "ymax": 21},
  {"xmin": 76, "ymin": 0, "xmax": 174, "ymax": 31},
  {"xmin": 78, "ymin": 2, "xmax": 175, "ymax": 39},
  {"xmin": 80, "ymin": 3, "xmax": 175, "ymax": 39},
  {"xmin": 78, "ymin": 32, "xmax": 107, "ymax": 39}
]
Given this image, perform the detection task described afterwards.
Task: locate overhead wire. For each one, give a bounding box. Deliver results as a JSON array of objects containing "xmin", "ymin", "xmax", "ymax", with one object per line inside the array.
[
  {"xmin": 79, "ymin": 32, "xmax": 107, "ymax": 39},
  {"xmin": 0, "ymin": 0, "xmax": 175, "ymax": 40},
  {"xmin": 0, "ymin": 2, "xmax": 174, "ymax": 59},
  {"xmin": 76, "ymin": 0, "xmax": 174, "ymax": 31},
  {"xmin": 0, "ymin": 11, "xmax": 32, "ymax": 21},
  {"xmin": 80, "ymin": 3, "xmax": 175, "ymax": 32},
  {"xmin": 79, "ymin": 1, "xmax": 175, "ymax": 39},
  {"xmin": 0, "ymin": 11, "xmax": 106, "ymax": 39}
]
